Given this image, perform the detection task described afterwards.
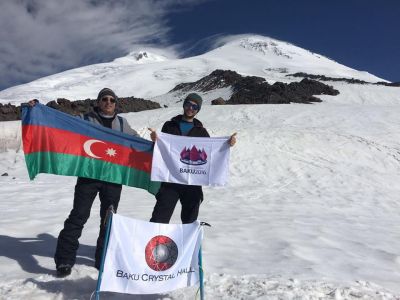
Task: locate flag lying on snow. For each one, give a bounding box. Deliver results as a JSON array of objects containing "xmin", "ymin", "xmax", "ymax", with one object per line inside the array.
[
  {"xmin": 99, "ymin": 214, "xmax": 203, "ymax": 295},
  {"xmin": 151, "ymin": 132, "xmax": 231, "ymax": 186},
  {"xmin": 21, "ymin": 103, "xmax": 160, "ymax": 194}
]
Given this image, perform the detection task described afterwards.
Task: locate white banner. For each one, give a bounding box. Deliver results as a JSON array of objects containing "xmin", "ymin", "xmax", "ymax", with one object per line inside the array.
[
  {"xmin": 151, "ymin": 132, "xmax": 231, "ymax": 186},
  {"xmin": 99, "ymin": 214, "xmax": 203, "ymax": 295}
]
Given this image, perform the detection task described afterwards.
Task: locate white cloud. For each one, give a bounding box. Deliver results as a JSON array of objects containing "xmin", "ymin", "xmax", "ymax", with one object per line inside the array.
[{"xmin": 0, "ymin": 0, "xmax": 205, "ymax": 90}]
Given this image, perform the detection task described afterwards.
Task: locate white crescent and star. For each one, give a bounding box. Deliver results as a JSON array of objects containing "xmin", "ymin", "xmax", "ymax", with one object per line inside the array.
[{"xmin": 83, "ymin": 139, "xmax": 117, "ymax": 158}]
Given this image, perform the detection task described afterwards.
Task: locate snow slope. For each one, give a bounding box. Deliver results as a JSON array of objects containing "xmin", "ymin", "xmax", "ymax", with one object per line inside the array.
[
  {"xmin": 0, "ymin": 35, "xmax": 388, "ymax": 105},
  {"xmin": 1, "ymin": 98, "xmax": 400, "ymax": 299}
]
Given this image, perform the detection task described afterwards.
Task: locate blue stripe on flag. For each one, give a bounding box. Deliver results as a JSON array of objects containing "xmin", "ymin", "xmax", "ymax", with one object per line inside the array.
[{"xmin": 22, "ymin": 103, "xmax": 153, "ymax": 153}]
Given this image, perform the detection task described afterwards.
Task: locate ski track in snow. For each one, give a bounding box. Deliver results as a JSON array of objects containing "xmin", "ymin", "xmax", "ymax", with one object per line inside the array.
[{"xmin": 1, "ymin": 101, "xmax": 400, "ymax": 299}]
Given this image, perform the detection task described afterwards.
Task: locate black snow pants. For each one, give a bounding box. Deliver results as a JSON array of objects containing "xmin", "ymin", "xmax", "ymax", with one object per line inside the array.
[
  {"xmin": 54, "ymin": 177, "xmax": 122, "ymax": 269},
  {"xmin": 150, "ymin": 183, "xmax": 203, "ymax": 224}
]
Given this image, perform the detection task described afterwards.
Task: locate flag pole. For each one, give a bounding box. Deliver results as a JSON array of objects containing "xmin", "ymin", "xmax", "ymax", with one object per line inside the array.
[
  {"xmin": 95, "ymin": 205, "xmax": 115, "ymax": 300},
  {"xmin": 198, "ymin": 245, "xmax": 205, "ymax": 300},
  {"xmin": 198, "ymin": 221, "xmax": 210, "ymax": 300}
]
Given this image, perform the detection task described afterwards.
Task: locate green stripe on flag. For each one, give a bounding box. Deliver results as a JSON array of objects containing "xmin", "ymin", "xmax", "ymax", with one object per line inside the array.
[{"xmin": 24, "ymin": 152, "xmax": 160, "ymax": 195}]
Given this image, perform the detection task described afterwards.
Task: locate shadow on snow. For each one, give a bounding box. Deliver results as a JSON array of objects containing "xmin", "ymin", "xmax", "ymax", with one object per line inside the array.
[
  {"xmin": 1, "ymin": 233, "xmax": 168, "ymax": 299},
  {"xmin": 0, "ymin": 232, "xmax": 95, "ymax": 275}
]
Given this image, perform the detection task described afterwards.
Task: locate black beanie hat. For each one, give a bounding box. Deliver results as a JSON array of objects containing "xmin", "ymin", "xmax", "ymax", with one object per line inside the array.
[
  {"xmin": 184, "ymin": 93, "xmax": 202, "ymax": 110},
  {"xmin": 97, "ymin": 88, "xmax": 117, "ymax": 101}
]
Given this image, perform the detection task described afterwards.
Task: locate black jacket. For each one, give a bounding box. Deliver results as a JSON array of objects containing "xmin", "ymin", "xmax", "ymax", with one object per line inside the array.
[{"xmin": 161, "ymin": 115, "xmax": 210, "ymax": 137}]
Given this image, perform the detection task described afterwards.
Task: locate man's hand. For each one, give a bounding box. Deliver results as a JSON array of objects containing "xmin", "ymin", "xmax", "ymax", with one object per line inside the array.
[
  {"xmin": 228, "ymin": 132, "xmax": 237, "ymax": 147},
  {"xmin": 148, "ymin": 128, "xmax": 157, "ymax": 142}
]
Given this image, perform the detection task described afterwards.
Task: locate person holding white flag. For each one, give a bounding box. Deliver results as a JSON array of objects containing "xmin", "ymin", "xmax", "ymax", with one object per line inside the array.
[{"xmin": 148, "ymin": 93, "xmax": 236, "ymax": 224}]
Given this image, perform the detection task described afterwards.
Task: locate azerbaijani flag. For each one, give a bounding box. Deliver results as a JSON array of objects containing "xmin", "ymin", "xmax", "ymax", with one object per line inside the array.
[{"xmin": 22, "ymin": 103, "xmax": 160, "ymax": 195}]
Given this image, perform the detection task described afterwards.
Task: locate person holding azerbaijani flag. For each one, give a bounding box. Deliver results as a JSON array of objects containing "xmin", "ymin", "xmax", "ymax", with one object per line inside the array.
[
  {"xmin": 29, "ymin": 88, "xmax": 141, "ymax": 277},
  {"xmin": 148, "ymin": 93, "xmax": 237, "ymax": 225}
]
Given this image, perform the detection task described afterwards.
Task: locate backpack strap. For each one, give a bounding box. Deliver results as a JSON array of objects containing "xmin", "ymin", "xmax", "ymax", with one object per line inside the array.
[{"xmin": 117, "ymin": 116, "xmax": 124, "ymax": 132}]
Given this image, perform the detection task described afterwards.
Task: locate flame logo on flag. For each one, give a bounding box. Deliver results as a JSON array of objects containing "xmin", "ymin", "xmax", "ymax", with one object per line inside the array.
[
  {"xmin": 180, "ymin": 146, "xmax": 208, "ymax": 165},
  {"xmin": 145, "ymin": 235, "xmax": 178, "ymax": 271}
]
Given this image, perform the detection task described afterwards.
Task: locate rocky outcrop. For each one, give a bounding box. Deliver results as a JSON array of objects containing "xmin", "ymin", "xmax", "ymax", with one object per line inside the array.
[
  {"xmin": 0, "ymin": 103, "xmax": 20, "ymax": 121},
  {"xmin": 227, "ymin": 77, "xmax": 339, "ymax": 105},
  {"xmin": 117, "ymin": 96, "xmax": 161, "ymax": 112},
  {"xmin": 0, "ymin": 97, "xmax": 161, "ymax": 121},
  {"xmin": 211, "ymin": 97, "xmax": 226, "ymax": 105},
  {"xmin": 288, "ymin": 72, "xmax": 400, "ymax": 87},
  {"xmin": 46, "ymin": 98, "xmax": 95, "ymax": 116},
  {"xmin": 47, "ymin": 97, "xmax": 161, "ymax": 115},
  {"xmin": 169, "ymin": 69, "xmax": 339, "ymax": 105},
  {"xmin": 170, "ymin": 70, "xmax": 250, "ymax": 93},
  {"xmin": 377, "ymin": 81, "xmax": 400, "ymax": 87}
]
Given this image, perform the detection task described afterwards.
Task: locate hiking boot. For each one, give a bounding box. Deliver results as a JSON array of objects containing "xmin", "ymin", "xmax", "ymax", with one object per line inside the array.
[{"xmin": 56, "ymin": 264, "xmax": 72, "ymax": 277}]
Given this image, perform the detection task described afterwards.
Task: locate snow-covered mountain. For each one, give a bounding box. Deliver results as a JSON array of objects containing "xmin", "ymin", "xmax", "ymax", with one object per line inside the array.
[
  {"xmin": 1, "ymin": 34, "xmax": 400, "ymax": 299},
  {"xmin": 0, "ymin": 34, "xmax": 391, "ymax": 105}
]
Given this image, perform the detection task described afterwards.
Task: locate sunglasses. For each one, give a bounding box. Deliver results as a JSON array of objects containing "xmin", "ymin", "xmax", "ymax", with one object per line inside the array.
[
  {"xmin": 101, "ymin": 97, "xmax": 116, "ymax": 103},
  {"xmin": 183, "ymin": 102, "xmax": 199, "ymax": 111}
]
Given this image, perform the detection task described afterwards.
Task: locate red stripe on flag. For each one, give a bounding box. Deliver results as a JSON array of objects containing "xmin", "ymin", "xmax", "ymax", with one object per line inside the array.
[{"xmin": 23, "ymin": 124, "xmax": 153, "ymax": 173}]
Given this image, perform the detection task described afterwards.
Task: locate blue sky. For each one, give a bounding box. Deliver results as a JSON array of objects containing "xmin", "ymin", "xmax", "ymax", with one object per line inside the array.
[
  {"xmin": 169, "ymin": 0, "xmax": 399, "ymax": 82},
  {"xmin": 0, "ymin": 0, "xmax": 398, "ymax": 91}
]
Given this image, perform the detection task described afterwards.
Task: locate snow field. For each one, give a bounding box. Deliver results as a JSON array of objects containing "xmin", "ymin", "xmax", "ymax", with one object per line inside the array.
[{"xmin": 1, "ymin": 102, "xmax": 400, "ymax": 299}]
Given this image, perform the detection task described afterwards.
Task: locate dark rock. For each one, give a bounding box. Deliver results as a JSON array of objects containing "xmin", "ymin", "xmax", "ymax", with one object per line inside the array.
[
  {"xmin": 47, "ymin": 96, "xmax": 160, "ymax": 115},
  {"xmin": 211, "ymin": 97, "xmax": 226, "ymax": 105},
  {"xmin": 116, "ymin": 97, "xmax": 161, "ymax": 113},
  {"xmin": 171, "ymin": 69, "xmax": 339, "ymax": 105},
  {"xmin": 1, "ymin": 96, "xmax": 161, "ymax": 121},
  {"xmin": 47, "ymin": 98, "xmax": 95, "ymax": 116},
  {"xmin": 288, "ymin": 72, "xmax": 400, "ymax": 87},
  {"xmin": 377, "ymin": 81, "xmax": 400, "ymax": 87},
  {"xmin": 284, "ymin": 78, "xmax": 339, "ymax": 103},
  {"xmin": 287, "ymin": 72, "xmax": 370, "ymax": 85},
  {"xmin": 0, "ymin": 103, "xmax": 20, "ymax": 121},
  {"xmin": 1, "ymin": 173, "xmax": 8, "ymax": 176},
  {"xmin": 227, "ymin": 75, "xmax": 340, "ymax": 104},
  {"xmin": 170, "ymin": 70, "xmax": 264, "ymax": 93}
]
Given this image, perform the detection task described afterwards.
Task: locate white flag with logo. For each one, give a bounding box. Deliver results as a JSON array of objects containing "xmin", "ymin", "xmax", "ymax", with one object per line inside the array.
[
  {"xmin": 151, "ymin": 132, "xmax": 230, "ymax": 186},
  {"xmin": 99, "ymin": 214, "xmax": 203, "ymax": 295}
]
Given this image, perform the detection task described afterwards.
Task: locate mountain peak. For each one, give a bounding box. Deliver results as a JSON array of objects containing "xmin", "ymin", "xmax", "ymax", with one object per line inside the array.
[
  {"xmin": 113, "ymin": 51, "xmax": 169, "ymax": 64},
  {"xmin": 0, "ymin": 34, "xmax": 388, "ymax": 104},
  {"xmin": 133, "ymin": 51, "xmax": 150, "ymax": 61},
  {"xmin": 238, "ymin": 36, "xmax": 293, "ymax": 59}
]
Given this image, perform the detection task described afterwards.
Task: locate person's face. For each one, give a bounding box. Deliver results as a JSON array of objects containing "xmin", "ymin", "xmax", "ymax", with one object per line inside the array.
[
  {"xmin": 98, "ymin": 95, "xmax": 116, "ymax": 116},
  {"xmin": 183, "ymin": 100, "xmax": 199, "ymax": 118}
]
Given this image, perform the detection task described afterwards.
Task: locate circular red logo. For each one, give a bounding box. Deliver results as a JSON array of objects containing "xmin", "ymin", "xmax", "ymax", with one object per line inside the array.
[{"xmin": 145, "ymin": 235, "xmax": 178, "ymax": 271}]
